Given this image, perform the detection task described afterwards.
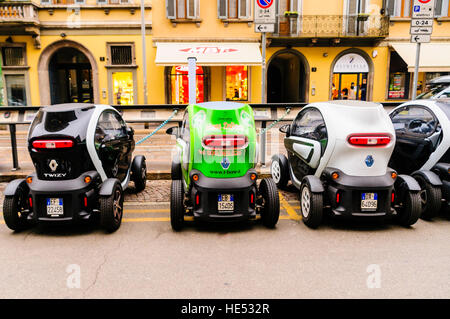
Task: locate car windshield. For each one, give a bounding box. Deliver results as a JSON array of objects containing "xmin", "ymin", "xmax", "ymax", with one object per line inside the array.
[{"xmin": 417, "ymin": 84, "xmax": 449, "ymax": 99}]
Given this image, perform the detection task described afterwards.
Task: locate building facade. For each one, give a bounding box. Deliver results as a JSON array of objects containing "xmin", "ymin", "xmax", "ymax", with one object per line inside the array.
[{"xmin": 0, "ymin": 0, "xmax": 449, "ymax": 106}]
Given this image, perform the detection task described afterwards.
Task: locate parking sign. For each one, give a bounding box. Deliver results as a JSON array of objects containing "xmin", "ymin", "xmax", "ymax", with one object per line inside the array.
[
  {"xmin": 412, "ymin": 0, "xmax": 435, "ymax": 19},
  {"xmin": 254, "ymin": 0, "xmax": 276, "ymax": 24}
]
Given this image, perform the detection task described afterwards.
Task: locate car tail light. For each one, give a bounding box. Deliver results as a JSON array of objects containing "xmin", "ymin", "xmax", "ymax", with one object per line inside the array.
[
  {"xmin": 32, "ymin": 139, "xmax": 74, "ymax": 149},
  {"xmin": 28, "ymin": 197, "xmax": 33, "ymax": 208},
  {"xmin": 202, "ymin": 135, "xmax": 248, "ymax": 149},
  {"xmin": 347, "ymin": 134, "xmax": 391, "ymax": 147},
  {"xmin": 391, "ymin": 192, "xmax": 395, "ymax": 203},
  {"xmin": 195, "ymin": 194, "xmax": 200, "ymax": 206},
  {"xmin": 250, "ymin": 193, "xmax": 254, "ymax": 204},
  {"xmin": 84, "ymin": 196, "xmax": 88, "ymax": 208},
  {"xmin": 336, "ymin": 192, "xmax": 340, "ymax": 204}
]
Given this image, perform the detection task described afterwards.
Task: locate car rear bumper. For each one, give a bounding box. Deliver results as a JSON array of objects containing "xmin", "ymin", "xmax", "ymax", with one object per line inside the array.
[
  {"xmin": 323, "ymin": 169, "xmax": 396, "ymax": 218},
  {"xmin": 26, "ymin": 172, "xmax": 99, "ymax": 222},
  {"xmin": 189, "ymin": 169, "xmax": 258, "ymax": 221}
]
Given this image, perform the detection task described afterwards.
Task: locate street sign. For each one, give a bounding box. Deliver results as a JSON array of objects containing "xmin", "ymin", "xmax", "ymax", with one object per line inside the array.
[
  {"xmin": 410, "ymin": 26, "xmax": 433, "ymax": 34},
  {"xmin": 411, "ymin": 18, "xmax": 433, "ymax": 27},
  {"xmin": 254, "ymin": 0, "xmax": 276, "ymax": 24},
  {"xmin": 255, "ymin": 24, "xmax": 275, "ymax": 33},
  {"xmin": 411, "ymin": 34, "xmax": 431, "ymax": 43},
  {"xmin": 412, "ymin": 0, "xmax": 435, "ymax": 19}
]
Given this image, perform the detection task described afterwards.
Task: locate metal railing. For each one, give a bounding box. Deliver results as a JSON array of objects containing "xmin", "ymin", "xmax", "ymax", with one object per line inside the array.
[{"xmin": 274, "ymin": 14, "xmax": 390, "ymax": 38}]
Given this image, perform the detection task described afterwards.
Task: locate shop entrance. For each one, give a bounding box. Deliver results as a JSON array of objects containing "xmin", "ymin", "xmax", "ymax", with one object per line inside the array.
[
  {"xmin": 267, "ymin": 51, "xmax": 307, "ymax": 103},
  {"xmin": 49, "ymin": 47, "xmax": 93, "ymax": 104},
  {"xmin": 331, "ymin": 52, "xmax": 370, "ymax": 101}
]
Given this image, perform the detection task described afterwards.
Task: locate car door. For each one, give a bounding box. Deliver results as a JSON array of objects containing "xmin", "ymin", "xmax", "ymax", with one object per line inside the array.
[
  {"xmin": 390, "ymin": 105, "xmax": 440, "ymax": 173},
  {"xmin": 95, "ymin": 110, "xmax": 129, "ymax": 182},
  {"xmin": 178, "ymin": 111, "xmax": 190, "ymax": 181},
  {"xmin": 285, "ymin": 108, "xmax": 327, "ymax": 180}
]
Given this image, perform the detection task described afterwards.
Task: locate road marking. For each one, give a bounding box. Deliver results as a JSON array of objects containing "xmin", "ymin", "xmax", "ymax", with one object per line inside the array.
[{"xmin": 279, "ymin": 192, "xmax": 301, "ymax": 221}]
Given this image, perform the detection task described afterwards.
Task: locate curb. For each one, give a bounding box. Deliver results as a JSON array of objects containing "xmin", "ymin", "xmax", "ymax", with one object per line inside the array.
[{"xmin": 0, "ymin": 172, "xmax": 272, "ymax": 182}]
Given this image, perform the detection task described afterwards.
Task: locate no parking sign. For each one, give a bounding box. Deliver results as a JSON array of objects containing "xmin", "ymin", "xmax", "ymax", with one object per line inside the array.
[{"xmin": 254, "ymin": 0, "xmax": 276, "ymax": 24}]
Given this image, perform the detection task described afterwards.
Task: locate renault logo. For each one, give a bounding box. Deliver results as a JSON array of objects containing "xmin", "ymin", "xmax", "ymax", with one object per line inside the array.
[
  {"xmin": 365, "ymin": 155, "xmax": 374, "ymax": 167},
  {"xmin": 49, "ymin": 159, "xmax": 58, "ymax": 172}
]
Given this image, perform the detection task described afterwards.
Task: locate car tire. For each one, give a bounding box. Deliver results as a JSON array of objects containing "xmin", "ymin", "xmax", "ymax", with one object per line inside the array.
[
  {"xmin": 300, "ymin": 183, "xmax": 323, "ymax": 229},
  {"xmin": 100, "ymin": 183, "xmax": 124, "ymax": 233},
  {"xmin": 170, "ymin": 180, "xmax": 185, "ymax": 231},
  {"xmin": 171, "ymin": 161, "xmax": 182, "ymax": 180},
  {"xmin": 259, "ymin": 178, "xmax": 280, "ymax": 228},
  {"xmin": 132, "ymin": 156, "xmax": 147, "ymax": 193},
  {"xmin": 271, "ymin": 154, "xmax": 289, "ymax": 189},
  {"xmin": 414, "ymin": 175, "xmax": 442, "ymax": 220},
  {"xmin": 3, "ymin": 184, "xmax": 29, "ymax": 232},
  {"xmin": 396, "ymin": 191, "xmax": 421, "ymax": 227}
]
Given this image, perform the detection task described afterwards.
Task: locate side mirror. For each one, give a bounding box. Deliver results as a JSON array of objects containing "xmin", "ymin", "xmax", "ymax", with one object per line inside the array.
[
  {"xmin": 166, "ymin": 126, "xmax": 179, "ymax": 136},
  {"xmin": 279, "ymin": 124, "xmax": 290, "ymax": 135},
  {"xmin": 126, "ymin": 126, "xmax": 134, "ymax": 137}
]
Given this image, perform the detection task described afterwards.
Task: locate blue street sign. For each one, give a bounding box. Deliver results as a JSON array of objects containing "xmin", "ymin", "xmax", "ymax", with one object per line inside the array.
[
  {"xmin": 257, "ymin": 0, "xmax": 273, "ymax": 9},
  {"xmin": 414, "ymin": 5, "xmax": 420, "ymax": 12}
]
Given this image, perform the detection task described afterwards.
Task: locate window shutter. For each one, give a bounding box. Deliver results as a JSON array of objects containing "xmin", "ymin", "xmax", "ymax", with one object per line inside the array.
[
  {"xmin": 238, "ymin": 0, "xmax": 249, "ymax": 19},
  {"xmin": 187, "ymin": 0, "xmax": 198, "ymax": 19},
  {"xmin": 218, "ymin": 0, "xmax": 228, "ymax": 19},
  {"xmin": 166, "ymin": 0, "xmax": 176, "ymax": 19},
  {"xmin": 386, "ymin": 0, "xmax": 396, "ymax": 16},
  {"xmin": 435, "ymin": 0, "xmax": 443, "ymax": 16}
]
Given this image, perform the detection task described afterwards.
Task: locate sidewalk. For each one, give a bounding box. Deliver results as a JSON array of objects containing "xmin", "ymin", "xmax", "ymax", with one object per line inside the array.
[{"xmin": 0, "ymin": 125, "xmax": 286, "ymax": 181}]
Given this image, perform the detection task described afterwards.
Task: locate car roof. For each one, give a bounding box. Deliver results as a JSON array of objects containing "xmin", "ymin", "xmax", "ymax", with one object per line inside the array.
[
  {"xmin": 307, "ymin": 100, "xmax": 382, "ymax": 110},
  {"xmin": 42, "ymin": 103, "xmax": 96, "ymax": 112},
  {"xmin": 194, "ymin": 101, "xmax": 248, "ymax": 110},
  {"xmin": 429, "ymin": 75, "xmax": 450, "ymax": 84}
]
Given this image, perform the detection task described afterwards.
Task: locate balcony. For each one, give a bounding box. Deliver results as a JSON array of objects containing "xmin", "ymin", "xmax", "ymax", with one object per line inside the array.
[
  {"xmin": 0, "ymin": 1, "xmax": 40, "ymax": 37},
  {"xmin": 270, "ymin": 14, "xmax": 389, "ymax": 46}
]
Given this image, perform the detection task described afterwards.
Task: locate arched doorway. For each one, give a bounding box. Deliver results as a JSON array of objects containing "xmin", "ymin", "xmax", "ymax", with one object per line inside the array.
[
  {"xmin": 330, "ymin": 49, "xmax": 373, "ymax": 101},
  {"xmin": 38, "ymin": 40, "xmax": 99, "ymax": 105},
  {"xmin": 267, "ymin": 50, "xmax": 309, "ymax": 103},
  {"xmin": 49, "ymin": 47, "xmax": 93, "ymax": 104}
]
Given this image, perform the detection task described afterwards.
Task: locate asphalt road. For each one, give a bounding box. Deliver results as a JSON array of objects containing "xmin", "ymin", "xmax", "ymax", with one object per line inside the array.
[{"xmin": 0, "ymin": 181, "xmax": 450, "ymax": 299}]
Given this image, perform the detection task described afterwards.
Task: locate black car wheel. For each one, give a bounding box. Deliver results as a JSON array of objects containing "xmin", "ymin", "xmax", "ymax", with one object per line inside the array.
[
  {"xmin": 414, "ymin": 175, "xmax": 442, "ymax": 220},
  {"xmin": 300, "ymin": 183, "xmax": 323, "ymax": 229},
  {"xmin": 170, "ymin": 180, "xmax": 185, "ymax": 231},
  {"xmin": 3, "ymin": 183, "xmax": 29, "ymax": 232},
  {"xmin": 396, "ymin": 191, "xmax": 421, "ymax": 227},
  {"xmin": 100, "ymin": 183, "xmax": 124, "ymax": 233},
  {"xmin": 259, "ymin": 178, "xmax": 280, "ymax": 228},
  {"xmin": 171, "ymin": 161, "xmax": 182, "ymax": 180},
  {"xmin": 271, "ymin": 154, "xmax": 290, "ymax": 189},
  {"xmin": 132, "ymin": 156, "xmax": 147, "ymax": 193}
]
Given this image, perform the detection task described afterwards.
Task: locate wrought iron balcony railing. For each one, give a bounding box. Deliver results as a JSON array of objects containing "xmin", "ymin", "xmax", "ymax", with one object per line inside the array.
[{"xmin": 274, "ymin": 14, "xmax": 389, "ymax": 38}]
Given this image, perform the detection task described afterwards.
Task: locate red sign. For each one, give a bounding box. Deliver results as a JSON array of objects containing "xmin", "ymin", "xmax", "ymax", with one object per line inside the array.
[
  {"xmin": 418, "ymin": 0, "xmax": 431, "ymax": 3},
  {"xmin": 257, "ymin": 0, "xmax": 274, "ymax": 9},
  {"xmin": 179, "ymin": 47, "xmax": 238, "ymax": 54}
]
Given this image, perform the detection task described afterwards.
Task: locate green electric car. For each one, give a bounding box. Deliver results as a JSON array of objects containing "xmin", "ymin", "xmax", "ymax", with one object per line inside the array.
[{"xmin": 166, "ymin": 102, "xmax": 280, "ymax": 231}]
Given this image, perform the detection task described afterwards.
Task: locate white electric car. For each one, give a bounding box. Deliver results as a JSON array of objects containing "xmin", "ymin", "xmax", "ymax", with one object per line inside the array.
[
  {"xmin": 389, "ymin": 100, "xmax": 450, "ymax": 218},
  {"xmin": 271, "ymin": 101, "xmax": 422, "ymax": 228}
]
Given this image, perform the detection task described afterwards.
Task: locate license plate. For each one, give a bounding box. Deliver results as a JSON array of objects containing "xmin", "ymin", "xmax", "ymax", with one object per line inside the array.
[
  {"xmin": 46, "ymin": 198, "xmax": 64, "ymax": 216},
  {"xmin": 361, "ymin": 193, "xmax": 377, "ymax": 211},
  {"xmin": 218, "ymin": 194, "xmax": 234, "ymax": 211}
]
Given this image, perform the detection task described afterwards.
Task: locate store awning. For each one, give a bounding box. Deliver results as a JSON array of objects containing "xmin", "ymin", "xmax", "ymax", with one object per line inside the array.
[
  {"xmin": 154, "ymin": 42, "xmax": 262, "ymax": 66},
  {"xmin": 391, "ymin": 43, "xmax": 450, "ymax": 72}
]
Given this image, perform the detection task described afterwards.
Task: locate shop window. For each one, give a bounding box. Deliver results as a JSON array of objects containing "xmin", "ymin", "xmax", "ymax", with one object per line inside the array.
[
  {"xmin": 218, "ymin": 0, "xmax": 251, "ymax": 19},
  {"xmin": 166, "ymin": 0, "xmax": 200, "ymax": 19},
  {"xmin": 169, "ymin": 65, "xmax": 206, "ymax": 104},
  {"xmin": 2, "ymin": 47, "xmax": 25, "ymax": 66},
  {"xmin": 225, "ymin": 66, "xmax": 248, "ymax": 101},
  {"xmin": 388, "ymin": 51, "xmax": 410, "ymax": 100},
  {"xmin": 4, "ymin": 74, "xmax": 27, "ymax": 106},
  {"xmin": 331, "ymin": 53, "xmax": 369, "ymax": 101},
  {"xmin": 112, "ymin": 72, "xmax": 134, "ymax": 105}
]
